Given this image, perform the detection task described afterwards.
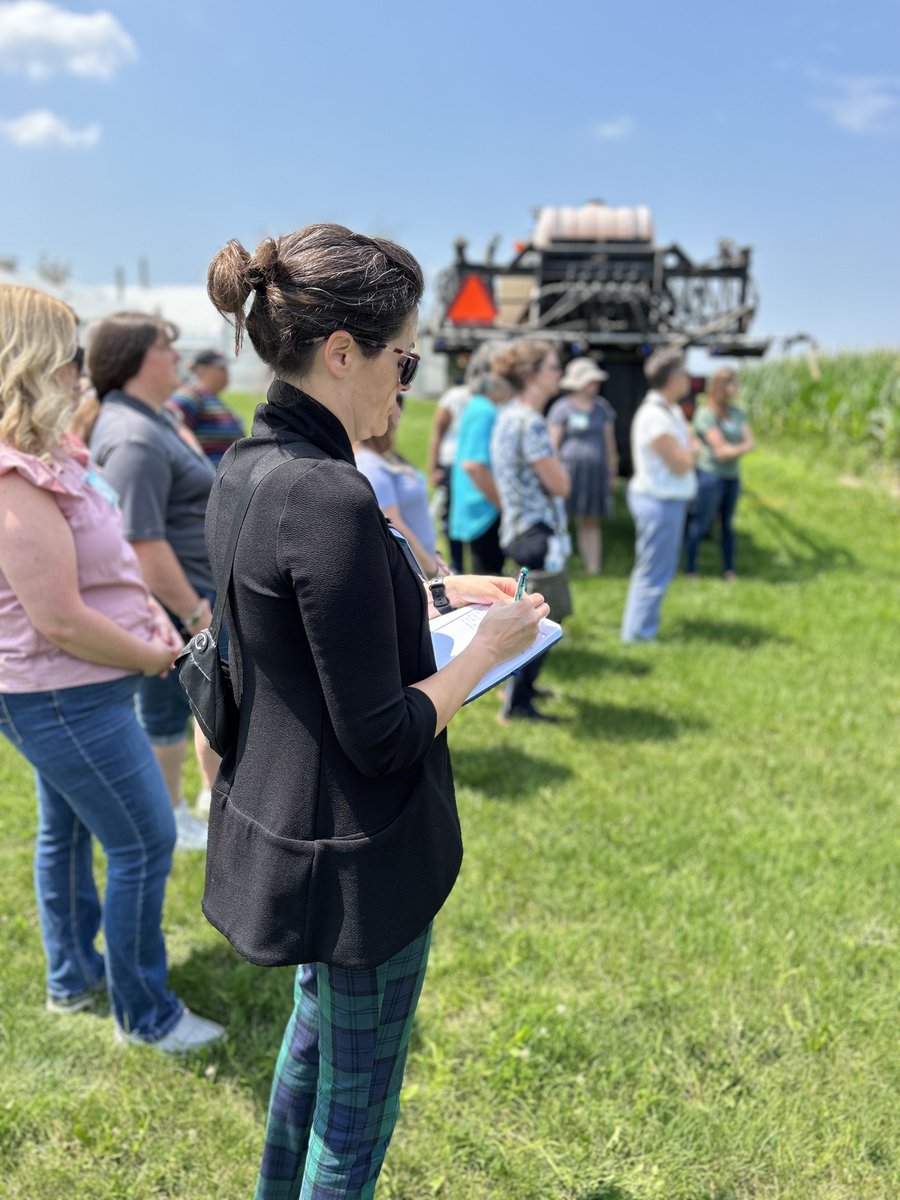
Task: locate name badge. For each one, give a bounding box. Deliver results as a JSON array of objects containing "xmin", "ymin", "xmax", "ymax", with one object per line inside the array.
[
  {"xmin": 84, "ymin": 467, "xmax": 120, "ymax": 508},
  {"xmin": 567, "ymin": 411, "xmax": 591, "ymax": 433}
]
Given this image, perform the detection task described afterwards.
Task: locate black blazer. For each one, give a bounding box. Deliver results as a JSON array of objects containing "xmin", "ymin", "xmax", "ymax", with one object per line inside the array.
[{"xmin": 202, "ymin": 381, "xmax": 462, "ymax": 969}]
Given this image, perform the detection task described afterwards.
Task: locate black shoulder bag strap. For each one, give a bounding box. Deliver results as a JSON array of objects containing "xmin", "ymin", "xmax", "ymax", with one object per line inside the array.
[
  {"xmin": 176, "ymin": 440, "xmax": 328, "ymax": 756},
  {"xmin": 208, "ymin": 441, "xmax": 328, "ymax": 647}
]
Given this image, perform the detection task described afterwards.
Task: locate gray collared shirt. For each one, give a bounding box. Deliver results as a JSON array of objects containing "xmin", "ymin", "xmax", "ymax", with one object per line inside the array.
[{"xmin": 90, "ymin": 390, "xmax": 216, "ymax": 592}]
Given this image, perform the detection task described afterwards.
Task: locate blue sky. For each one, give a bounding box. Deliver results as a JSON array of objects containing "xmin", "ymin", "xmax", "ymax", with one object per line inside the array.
[{"xmin": 0, "ymin": 0, "xmax": 898, "ymax": 352}]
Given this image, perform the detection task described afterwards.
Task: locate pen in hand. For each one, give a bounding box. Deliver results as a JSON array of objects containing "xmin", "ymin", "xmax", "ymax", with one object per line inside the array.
[{"xmin": 514, "ymin": 567, "xmax": 528, "ymax": 601}]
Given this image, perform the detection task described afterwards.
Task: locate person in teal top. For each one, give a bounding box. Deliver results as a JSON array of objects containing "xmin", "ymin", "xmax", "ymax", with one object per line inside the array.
[
  {"xmin": 684, "ymin": 367, "xmax": 755, "ymax": 579},
  {"xmin": 449, "ymin": 373, "xmax": 511, "ymax": 572}
]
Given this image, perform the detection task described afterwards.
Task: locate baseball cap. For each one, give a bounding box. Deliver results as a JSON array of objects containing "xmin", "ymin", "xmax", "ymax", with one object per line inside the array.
[{"xmin": 190, "ymin": 350, "xmax": 228, "ymax": 370}]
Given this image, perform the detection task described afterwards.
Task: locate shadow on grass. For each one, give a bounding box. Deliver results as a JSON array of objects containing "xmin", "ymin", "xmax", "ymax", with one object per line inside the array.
[
  {"xmin": 545, "ymin": 644, "xmax": 652, "ymax": 680},
  {"xmin": 168, "ymin": 944, "xmax": 295, "ymax": 1108},
  {"xmin": 577, "ymin": 1187, "xmax": 637, "ymax": 1200},
  {"xmin": 167, "ymin": 940, "xmax": 486, "ymax": 1112},
  {"xmin": 725, "ymin": 490, "xmax": 858, "ymax": 583},
  {"xmin": 453, "ymin": 746, "xmax": 572, "ymax": 798},
  {"xmin": 578, "ymin": 1184, "xmax": 735, "ymax": 1200},
  {"xmin": 568, "ymin": 697, "xmax": 707, "ymax": 741},
  {"xmin": 574, "ymin": 487, "xmax": 859, "ymax": 587},
  {"xmin": 668, "ymin": 617, "xmax": 790, "ymax": 649}
]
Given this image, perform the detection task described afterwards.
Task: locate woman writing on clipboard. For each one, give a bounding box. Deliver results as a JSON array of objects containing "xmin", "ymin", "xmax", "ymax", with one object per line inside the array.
[{"xmin": 203, "ymin": 223, "xmax": 548, "ymax": 1199}]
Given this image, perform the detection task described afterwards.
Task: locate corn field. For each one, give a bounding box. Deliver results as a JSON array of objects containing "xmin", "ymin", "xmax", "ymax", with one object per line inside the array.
[{"xmin": 738, "ymin": 351, "xmax": 900, "ymax": 467}]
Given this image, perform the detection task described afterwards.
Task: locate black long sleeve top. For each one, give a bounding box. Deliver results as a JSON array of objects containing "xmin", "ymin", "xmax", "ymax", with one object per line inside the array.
[{"xmin": 202, "ymin": 381, "xmax": 462, "ymax": 969}]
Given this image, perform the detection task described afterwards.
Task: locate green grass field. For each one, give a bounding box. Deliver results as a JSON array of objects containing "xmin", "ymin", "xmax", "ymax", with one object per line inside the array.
[{"xmin": 0, "ymin": 395, "xmax": 897, "ymax": 1199}]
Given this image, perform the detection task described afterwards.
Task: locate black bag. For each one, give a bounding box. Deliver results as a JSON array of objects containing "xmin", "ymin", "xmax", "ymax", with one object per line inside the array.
[
  {"xmin": 526, "ymin": 565, "xmax": 573, "ymax": 622},
  {"xmin": 175, "ymin": 447, "xmax": 300, "ymax": 757},
  {"xmin": 174, "ymin": 623, "xmax": 236, "ymax": 757}
]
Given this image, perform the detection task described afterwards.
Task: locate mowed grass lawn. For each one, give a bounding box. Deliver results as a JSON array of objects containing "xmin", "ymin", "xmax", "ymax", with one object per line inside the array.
[{"xmin": 0, "ymin": 394, "xmax": 897, "ymax": 1199}]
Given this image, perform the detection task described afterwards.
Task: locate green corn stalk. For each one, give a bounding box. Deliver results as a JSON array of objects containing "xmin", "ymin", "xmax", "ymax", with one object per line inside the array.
[{"xmin": 739, "ymin": 352, "xmax": 900, "ymax": 467}]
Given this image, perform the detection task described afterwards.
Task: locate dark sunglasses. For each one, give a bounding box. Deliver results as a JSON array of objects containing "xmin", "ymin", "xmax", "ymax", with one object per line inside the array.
[
  {"xmin": 374, "ymin": 344, "xmax": 421, "ymax": 389},
  {"xmin": 71, "ymin": 346, "xmax": 85, "ymax": 372},
  {"xmin": 295, "ymin": 332, "xmax": 420, "ymax": 389}
]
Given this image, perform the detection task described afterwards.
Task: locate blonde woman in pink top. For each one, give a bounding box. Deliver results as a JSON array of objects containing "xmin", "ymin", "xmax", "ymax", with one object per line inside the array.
[{"xmin": 0, "ymin": 284, "xmax": 224, "ymax": 1052}]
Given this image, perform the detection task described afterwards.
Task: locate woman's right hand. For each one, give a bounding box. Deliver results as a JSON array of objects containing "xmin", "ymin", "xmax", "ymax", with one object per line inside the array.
[
  {"xmin": 146, "ymin": 596, "xmax": 186, "ymax": 655},
  {"xmin": 473, "ymin": 593, "xmax": 549, "ymax": 664},
  {"xmin": 140, "ymin": 633, "xmax": 181, "ymax": 677}
]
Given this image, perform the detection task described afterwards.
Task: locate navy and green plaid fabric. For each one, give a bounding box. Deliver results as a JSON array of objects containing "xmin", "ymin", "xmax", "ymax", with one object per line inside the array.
[{"xmin": 255, "ymin": 925, "xmax": 432, "ymax": 1200}]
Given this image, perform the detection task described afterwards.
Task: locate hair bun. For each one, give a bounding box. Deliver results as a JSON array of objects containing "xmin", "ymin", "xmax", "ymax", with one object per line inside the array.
[
  {"xmin": 207, "ymin": 237, "xmax": 268, "ymax": 352},
  {"xmin": 246, "ymin": 238, "xmax": 279, "ymax": 290},
  {"xmin": 244, "ymin": 264, "xmax": 266, "ymax": 289},
  {"xmin": 207, "ymin": 239, "xmax": 253, "ymax": 314}
]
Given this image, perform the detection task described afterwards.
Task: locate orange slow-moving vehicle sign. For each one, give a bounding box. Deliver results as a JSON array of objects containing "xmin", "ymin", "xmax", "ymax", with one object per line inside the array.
[{"xmin": 446, "ymin": 274, "xmax": 497, "ymax": 324}]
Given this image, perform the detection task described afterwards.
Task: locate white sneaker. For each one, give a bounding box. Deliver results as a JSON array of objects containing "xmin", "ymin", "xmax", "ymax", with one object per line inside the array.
[
  {"xmin": 195, "ymin": 787, "xmax": 212, "ymax": 818},
  {"xmin": 173, "ymin": 802, "xmax": 207, "ymax": 851},
  {"xmin": 115, "ymin": 1006, "xmax": 226, "ymax": 1053}
]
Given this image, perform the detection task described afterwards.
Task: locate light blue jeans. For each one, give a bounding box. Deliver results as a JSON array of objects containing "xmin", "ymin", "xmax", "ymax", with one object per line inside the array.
[
  {"xmin": 621, "ymin": 488, "xmax": 689, "ymax": 643},
  {"xmin": 0, "ymin": 676, "xmax": 182, "ymax": 1040}
]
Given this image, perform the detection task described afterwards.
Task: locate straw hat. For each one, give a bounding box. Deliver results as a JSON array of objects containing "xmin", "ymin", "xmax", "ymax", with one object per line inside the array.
[{"xmin": 559, "ymin": 358, "xmax": 609, "ymax": 391}]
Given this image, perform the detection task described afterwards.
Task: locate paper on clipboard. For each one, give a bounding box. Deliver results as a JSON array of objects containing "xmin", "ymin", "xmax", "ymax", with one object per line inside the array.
[{"xmin": 429, "ymin": 605, "xmax": 563, "ymax": 704}]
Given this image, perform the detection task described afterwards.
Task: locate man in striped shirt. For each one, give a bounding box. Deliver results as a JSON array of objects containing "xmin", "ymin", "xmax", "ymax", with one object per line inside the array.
[{"xmin": 167, "ymin": 350, "xmax": 244, "ymax": 465}]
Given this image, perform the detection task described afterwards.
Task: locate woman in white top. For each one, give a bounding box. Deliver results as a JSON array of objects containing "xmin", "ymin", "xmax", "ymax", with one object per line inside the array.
[{"xmin": 621, "ymin": 348, "xmax": 699, "ymax": 643}]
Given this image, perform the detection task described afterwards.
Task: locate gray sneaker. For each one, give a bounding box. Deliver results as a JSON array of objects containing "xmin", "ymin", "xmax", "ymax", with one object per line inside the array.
[
  {"xmin": 115, "ymin": 1006, "xmax": 226, "ymax": 1054},
  {"xmin": 173, "ymin": 802, "xmax": 207, "ymax": 851},
  {"xmin": 46, "ymin": 977, "xmax": 108, "ymax": 1015}
]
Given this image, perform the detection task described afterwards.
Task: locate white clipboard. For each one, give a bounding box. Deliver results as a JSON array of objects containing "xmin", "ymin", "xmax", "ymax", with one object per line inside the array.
[{"xmin": 430, "ymin": 605, "xmax": 563, "ymax": 704}]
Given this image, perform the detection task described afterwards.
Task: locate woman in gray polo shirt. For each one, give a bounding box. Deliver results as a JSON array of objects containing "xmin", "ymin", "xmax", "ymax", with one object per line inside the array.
[{"xmin": 88, "ymin": 314, "xmax": 217, "ymax": 851}]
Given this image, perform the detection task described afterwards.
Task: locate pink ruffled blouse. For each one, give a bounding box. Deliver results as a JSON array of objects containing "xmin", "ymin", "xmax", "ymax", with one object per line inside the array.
[{"xmin": 0, "ymin": 437, "xmax": 157, "ymax": 692}]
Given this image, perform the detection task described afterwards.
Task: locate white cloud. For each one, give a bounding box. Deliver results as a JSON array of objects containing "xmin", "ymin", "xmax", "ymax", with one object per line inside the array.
[
  {"xmin": 0, "ymin": 1, "xmax": 136, "ymax": 80},
  {"xmin": 0, "ymin": 108, "xmax": 100, "ymax": 147},
  {"xmin": 594, "ymin": 115, "xmax": 636, "ymax": 140},
  {"xmin": 812, "ymin": 72, "xmax": 899, "ymax": 134}
]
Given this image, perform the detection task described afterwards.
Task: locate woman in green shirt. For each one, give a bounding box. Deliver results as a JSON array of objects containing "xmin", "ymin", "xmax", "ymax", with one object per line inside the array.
[{"xmin": 684, "ymin": 368, "xmax": 755, "ymax": 580}]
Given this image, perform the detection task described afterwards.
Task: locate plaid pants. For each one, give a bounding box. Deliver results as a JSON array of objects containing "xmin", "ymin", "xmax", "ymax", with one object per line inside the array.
[{"xmin": 255, "ymin": 925, "xmax": 432, "ymax": 1200}]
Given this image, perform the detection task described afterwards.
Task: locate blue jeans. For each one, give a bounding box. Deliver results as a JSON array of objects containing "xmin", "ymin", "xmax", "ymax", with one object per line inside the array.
[
  {"xmin": 621, "ymin": 489, "xmax": 688, "ymax": 643},
  {"xmin": 0, "ymin": 676, "xmax": 182, "ymax": 1040},
  {"xmin": 136, "ymin": 669, "xmax": 192, "ymax": 744},
  {"xmin": 685, "ymin": 470, "xmax": 741, "ymax": 574}
]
